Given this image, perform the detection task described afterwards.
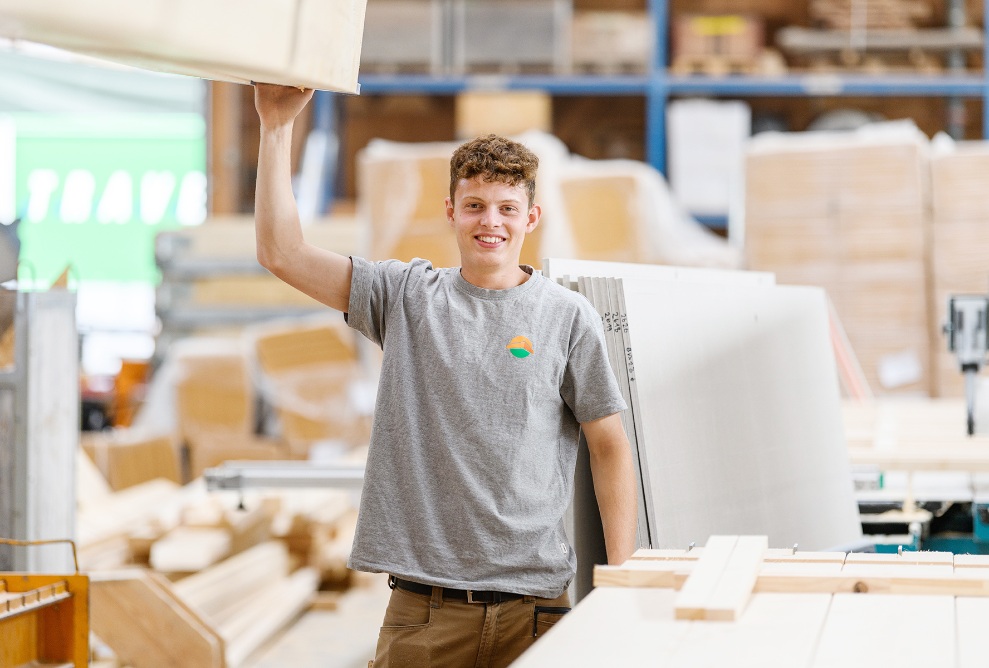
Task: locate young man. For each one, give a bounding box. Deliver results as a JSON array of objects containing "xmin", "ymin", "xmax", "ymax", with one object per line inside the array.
[{"xmin": 254, "ymin": 83, "xmax": 637, "ymax": 667}]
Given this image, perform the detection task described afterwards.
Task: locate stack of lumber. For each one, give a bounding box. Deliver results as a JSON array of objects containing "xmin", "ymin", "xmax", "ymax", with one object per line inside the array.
[
  {"xmin": 570, "ymin": 11, "xmax": 653, "ymax": 74},
  {"xmin": 247, "ymin": 316, "xmax": 373, "ymax": 456},
  {"xmin": 745, "ymin": 124, "xmax": 930, "ymax": 395},
  {"xmin": 810, "ymin": 0, "xmax": 932, "ymax": 29},
  {"xmin": 543, "ymin": 259, "xmax": 862, "ymax": 599},
  {"xmin": 79, "ymin": 460, "xmax": 361, "ymax": 666},
  {"xmin": 357, "ymin": 140, "xmax": 462, "ymax": 269},
  {"xmin": 929, "ymin": 141, "xmax": 989, "ymax": 397},
  {"xmin": 156, "ymin": 217, "xmax": 361, "ymax": 314},
  {"xmin": 169, "ymin": 336, "xmax": 288, "ymax": 478},
  {"xmin": 515, "ymin": 534, "xmax": 989, "ymax": 666},
  {"xmin": 556, "ymin": 160, "xmax": 742, "ymax": 269},
  {"xmin": 91, "ymin": 542, "xmax": 319, "ymax": 668},
  {"xmin": 81, "ymin": 428, "xmax": 181, "ymax": 491}
]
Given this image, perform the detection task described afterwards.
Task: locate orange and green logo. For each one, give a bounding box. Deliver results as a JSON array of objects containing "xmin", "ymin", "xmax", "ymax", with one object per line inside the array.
[{"xmin": 506, "ymin": 335, "xmax": 534, "ymax": 359}]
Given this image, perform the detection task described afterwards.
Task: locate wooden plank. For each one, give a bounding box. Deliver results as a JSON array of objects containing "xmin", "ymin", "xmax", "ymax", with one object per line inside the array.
[
  {"xmin": 90, "ymin": 570, "xmax": 224, "ymax": 668},
  {"xmin": 149, "ymin": 527, "xmax": 232, "ymax": 573},
  {"xmin": 957, "ymin": 597, "xmax": 989, "ymax": 668},
  {"xmin": 844, "ymin": 551, "xmax": 953, "ymax": 566},
  {"xmin": 812, "ymin": 594, "xmax": 953, "ymax": 667},
  {"xmin": 703, "ymin": 535, "xmax": 768, "ymax": 620},
  {"xmin": 173, "ymin": 541, "xmax": 290, "ymax": 625},
  {"xmin": 221, "ymin": 567, "xmax": 319, "ymax": 668},
  {"xmin": 674, "ymin": 535, "xmax": 738, "ymax": 620}
]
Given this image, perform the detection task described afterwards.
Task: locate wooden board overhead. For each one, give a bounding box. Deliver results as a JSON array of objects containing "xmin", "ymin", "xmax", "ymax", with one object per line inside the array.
[{"xmin": 0, "ymin": 0, "xmax": 367, "ymax": 93}]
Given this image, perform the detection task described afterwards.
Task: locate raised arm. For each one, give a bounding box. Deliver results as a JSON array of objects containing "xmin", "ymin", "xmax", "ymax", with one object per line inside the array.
[
  {"xmin": 581, "ymin": 412, "xmax": 638, "ymax": 565},
  {"xmin": 254, "ymin": 83, "xmax": 353, "ymax": 312}
]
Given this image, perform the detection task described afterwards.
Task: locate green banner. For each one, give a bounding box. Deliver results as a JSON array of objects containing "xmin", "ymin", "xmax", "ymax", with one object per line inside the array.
[{"xmin": 8, "ymin": 113, "xmax": 206, "ymax": 285}]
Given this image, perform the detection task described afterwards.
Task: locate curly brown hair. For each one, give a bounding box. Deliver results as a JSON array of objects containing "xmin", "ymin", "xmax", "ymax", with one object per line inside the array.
[{"xmin": 449, "ymin": 134, "xmax": 538, "ymax": 207}]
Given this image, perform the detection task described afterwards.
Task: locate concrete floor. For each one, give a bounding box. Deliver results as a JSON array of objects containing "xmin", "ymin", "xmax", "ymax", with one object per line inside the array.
[{"xmin": 245, "ymin": 572, "xmax": 391, "ymax": 668}]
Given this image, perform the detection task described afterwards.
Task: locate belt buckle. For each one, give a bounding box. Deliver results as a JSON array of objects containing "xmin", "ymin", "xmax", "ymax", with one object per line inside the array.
[{"xmin": 466, "ymin": 589, "xmax": 483, "ymax": 604}]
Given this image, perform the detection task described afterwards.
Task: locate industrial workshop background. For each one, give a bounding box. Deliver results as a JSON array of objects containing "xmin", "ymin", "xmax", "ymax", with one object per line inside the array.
[{"xmin": 2, "ymin": 0, "xmax": 989, "ymax": 665}]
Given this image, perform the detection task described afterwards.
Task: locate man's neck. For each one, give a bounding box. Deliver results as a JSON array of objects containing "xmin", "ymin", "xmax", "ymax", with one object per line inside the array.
[{"xmin": 459, "ymin": 265, "xmax": 531, "ymax": 290}]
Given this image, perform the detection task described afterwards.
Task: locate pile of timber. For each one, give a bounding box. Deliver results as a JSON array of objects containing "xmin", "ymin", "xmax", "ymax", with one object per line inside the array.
[
  {"xmin": 810, "ymin": 0, "xmax": 932, "ymax": 30},
  {"xmin": 929, "ymin": 143, "xmax": 989, "ymax": 397},
  {"xmin": 77, "ymin": 455, "xmax": 361, "ymax": 667},
  {"xmin": 516, "ymin": 534, "xmax": 989, "ymax": 666},
  {"xmin": 744, "ymin": 124, "xmax": 931, "ymax": 396}
]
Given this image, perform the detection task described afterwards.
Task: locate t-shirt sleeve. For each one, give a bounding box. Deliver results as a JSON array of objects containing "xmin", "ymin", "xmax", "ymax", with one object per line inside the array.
[
  {"xmin": 561, "ymin": 300, "xmax": 628, "ymax": 424},
  {"xmin": 346, "ymin": 256, "xmax": 418, "ymax": 348}
]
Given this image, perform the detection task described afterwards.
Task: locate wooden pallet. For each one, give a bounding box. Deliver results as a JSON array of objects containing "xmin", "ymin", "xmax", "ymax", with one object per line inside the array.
[{"xmin": 670, "ymin": 54, "xmax": 760, "ymax": 76}]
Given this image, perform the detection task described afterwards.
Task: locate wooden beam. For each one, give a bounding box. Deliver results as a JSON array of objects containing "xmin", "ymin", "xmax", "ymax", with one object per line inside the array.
[
  {"xmin": 90, "ymin": 570, "xmax": 224, "ymax": 668},
  {"xmin": 674, "ymin": 536, "xmax": 737, "ymax": 620}
]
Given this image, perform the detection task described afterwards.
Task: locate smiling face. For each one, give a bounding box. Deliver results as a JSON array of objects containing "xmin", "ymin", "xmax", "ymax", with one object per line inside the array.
[{"xmin": 446, "ymin": 176, "xmax": 541, "ymax": 288}]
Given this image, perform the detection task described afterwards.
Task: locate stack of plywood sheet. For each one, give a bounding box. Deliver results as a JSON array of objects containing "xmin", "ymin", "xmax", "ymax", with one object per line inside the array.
[
  {"xmin": 929, "ymin": 142, "xmax": 989, "ymax": 397},
  {"xmin": 81, "ymin": 428, "xmax": 181, "ymax": 491},
  {"xmin": 515, "ymin": 535, "xmax": 989, "ymax": 666},
  {"xmin": 543, "ymin": 259, "xmax": 862, "ymax": 600},
  {"xmin": 247, "ymin": 316, "xmax": 371, "ymax": 456},
  {"xmin": 745, "ymin": 124, "xmax": 930, "ymax": 395},
  {"xmin": 810, "ymin": 0, "xmax": 932, "ymax": 29},
  {"xmin": 170, "ymin": 336, "xmax": 288, "ymax": 478},
  {"xmin": 0, "ymin": 0, "xmax": 368, "ymax": 93}
]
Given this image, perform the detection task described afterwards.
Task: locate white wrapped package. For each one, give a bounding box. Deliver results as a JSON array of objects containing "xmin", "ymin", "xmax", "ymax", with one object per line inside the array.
[{"xmin": 0, "ymin": 0, "xmax": 367, "ymax": 93}]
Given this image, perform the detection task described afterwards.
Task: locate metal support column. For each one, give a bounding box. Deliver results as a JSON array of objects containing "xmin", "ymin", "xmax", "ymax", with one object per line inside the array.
[{"xmin": 0, "ymin": 290, "xmax": 79, "ymax": 572}]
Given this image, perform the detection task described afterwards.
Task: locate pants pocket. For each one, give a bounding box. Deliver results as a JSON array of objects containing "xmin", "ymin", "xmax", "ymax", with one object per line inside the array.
[
  {"xmin": 380, "ymin": 586, "xmax": 432, "ymax": 630},
  {"xmin": 532, "ymin": 605, "xmax": 571, "ymax": 637}
]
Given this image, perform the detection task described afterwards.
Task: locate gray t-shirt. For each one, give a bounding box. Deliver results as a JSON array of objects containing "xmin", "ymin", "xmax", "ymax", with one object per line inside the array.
[{"xmin": 345, "ymin": 256, "xmax": 627, "ymax": 597}]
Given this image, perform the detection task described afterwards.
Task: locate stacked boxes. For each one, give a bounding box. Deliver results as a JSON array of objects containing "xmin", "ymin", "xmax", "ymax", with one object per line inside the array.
[
  {"xmin": 929, "ymin": 144, "xmax": 989, "ymax": 397},
  {"xmin": 745, "ymin": 126, "xmax": 929, "ymax": 394}
]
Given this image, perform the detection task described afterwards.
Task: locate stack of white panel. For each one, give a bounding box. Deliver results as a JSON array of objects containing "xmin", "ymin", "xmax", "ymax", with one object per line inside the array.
[{"xmin": 544, "ymin": 258, "xmax": 863, "ymax": 600}]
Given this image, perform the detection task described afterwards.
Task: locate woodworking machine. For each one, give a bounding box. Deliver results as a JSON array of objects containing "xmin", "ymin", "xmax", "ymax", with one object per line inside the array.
[
  {"xmin": 204, "ymin": 460, "xmax": 366, "ymax": 492},
  {"xmin": 944, "ymin": 295, "xmax": 989, "ymax": 435}
]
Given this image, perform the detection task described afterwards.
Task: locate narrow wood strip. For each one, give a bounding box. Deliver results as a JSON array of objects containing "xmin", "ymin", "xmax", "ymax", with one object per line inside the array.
[
  {"xmin": 674, "ymin": 535, "xmax": 738, "ymax": 620},
  {"xmin": 703, "ymin": 535, "xmax": 768, "ymax": 620}
]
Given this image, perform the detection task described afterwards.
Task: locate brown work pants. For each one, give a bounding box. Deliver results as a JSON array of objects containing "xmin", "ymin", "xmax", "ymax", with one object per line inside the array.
[{"xmin": 370, "ymin": 583, "xmax": 571, "ymax": 668}]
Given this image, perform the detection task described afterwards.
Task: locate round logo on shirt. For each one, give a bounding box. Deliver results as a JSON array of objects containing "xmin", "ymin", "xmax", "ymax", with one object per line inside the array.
[{"xmin": 506, "ymin": 335, "xmax": 534, "ymax": 359}]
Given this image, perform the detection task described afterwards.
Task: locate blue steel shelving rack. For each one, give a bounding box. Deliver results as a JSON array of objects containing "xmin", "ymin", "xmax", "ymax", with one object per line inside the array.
[{"xmin": 329, "ymin": 0, "xmax": 989, "ymax": 178}]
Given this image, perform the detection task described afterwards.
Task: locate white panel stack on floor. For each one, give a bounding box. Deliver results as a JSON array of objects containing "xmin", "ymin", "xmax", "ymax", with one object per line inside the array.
[
  {"xmin": 516, "ymin": 536, "xmax": 989, "ymax": 667},
  {"xmin": 0, "ymin": 0, "xmax": 368, "ymax": 92},
  {"xmin": 544, "ymin": 259, "xmax": 863, "ymax": 600}
]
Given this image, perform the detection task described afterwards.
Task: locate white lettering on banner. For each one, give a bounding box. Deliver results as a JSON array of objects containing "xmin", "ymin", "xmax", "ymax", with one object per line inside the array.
[
  {"xmin": 96, "ymin": 170, "xmax": 133, "ymax": 224},
  {"xmin": 140, "ymin": 171, "xmax": 176, "ymax": 225},
  {"xmin": 23, "ymin": 168, "xmax": 205, "ymax": 225},
  {"xmin": 61, "ymin": 169, "xmax": 96, "ymax": 224},
  {"xmin": 176, "ymin": 171, "xmax": 207, "ymax": 226},
  {"xmin": 26, "ymin": 169, "xmax": 59, "ymax": 222}
]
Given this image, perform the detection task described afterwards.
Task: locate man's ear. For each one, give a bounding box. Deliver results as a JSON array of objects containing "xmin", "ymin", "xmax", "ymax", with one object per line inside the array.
[
  {"xmin": 445, "ymin": 197, "xmax": 455, "ymax": 228},
  {"xmin": 443, "ymin": 197, "xmax": 453, "ymax": 227},
  {"xmin": 525, "ymin": 204, "xmax": 542, "ymax": 233}
]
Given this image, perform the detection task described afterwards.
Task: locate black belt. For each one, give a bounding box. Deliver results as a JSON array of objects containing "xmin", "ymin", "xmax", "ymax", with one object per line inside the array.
[{"xmin": 390, "ymin": 576, "xmax": 525, "ymax": 604}]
